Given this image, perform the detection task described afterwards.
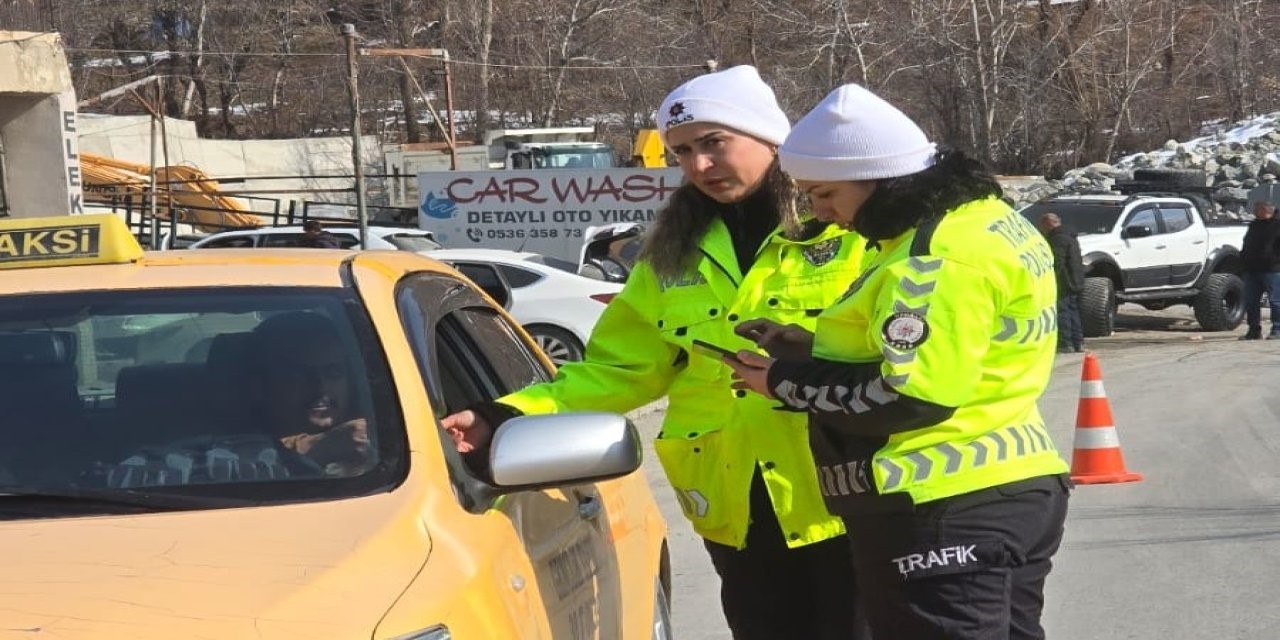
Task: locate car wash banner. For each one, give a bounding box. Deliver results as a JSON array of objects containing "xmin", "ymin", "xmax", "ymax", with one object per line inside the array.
[{"xmin": 417, "ymin": 168, "xmax": 683, "ymax": 263}]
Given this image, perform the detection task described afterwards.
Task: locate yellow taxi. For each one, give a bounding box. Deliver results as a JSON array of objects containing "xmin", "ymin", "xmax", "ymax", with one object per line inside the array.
[{"xmin": 0, "ymin": 215, "xmax": 670, "ymax": 639}]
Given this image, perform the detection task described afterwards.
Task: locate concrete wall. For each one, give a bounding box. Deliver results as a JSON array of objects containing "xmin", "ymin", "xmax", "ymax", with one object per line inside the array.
[
  {"xmin": 77, "ymin": 114, "xmax": 382, "ymax": 218},
  {"xmin": 0, "ymin": 31, "xmax": 82, "ymax": 217}
]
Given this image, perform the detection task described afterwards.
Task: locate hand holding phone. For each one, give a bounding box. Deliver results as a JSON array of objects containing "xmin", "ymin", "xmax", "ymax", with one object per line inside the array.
[
  {"xmin": 691, "ymin": 339, "xmax": 743, "ymax": 364},
  {"xmin": 734, "ymin": 318, "xmax": 813, "ymax": 361},
  {"xmin": 692, "ymin": 340, "xmax": 777, "ymax": 400}
]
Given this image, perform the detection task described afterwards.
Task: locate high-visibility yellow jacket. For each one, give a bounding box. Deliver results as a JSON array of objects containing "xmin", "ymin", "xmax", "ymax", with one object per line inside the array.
[
  {"xmin": 500, "ymin": 219, "xmax": 866, "ymax": 548},
  {"xmin": 767, "ymin": 198, "xmax": 1069, "ymax": 513}
]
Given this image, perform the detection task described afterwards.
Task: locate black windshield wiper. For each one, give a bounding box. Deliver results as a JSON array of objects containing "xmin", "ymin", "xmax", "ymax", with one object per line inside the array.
[{"xmin": 0, "ymin": 485, "xmax": 252, "ymax": 512}]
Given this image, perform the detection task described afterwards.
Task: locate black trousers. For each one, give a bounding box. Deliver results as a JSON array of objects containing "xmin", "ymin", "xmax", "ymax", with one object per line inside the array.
[
  {"xmin": 1057, "ymin": 294, "xmax": 1084, "ymax": 349},
  {"xmin": 703, "ymin": 470, "xmax": 868, "ymax": 640},
  {"xmin": 844, "ymin": 475, "xmax": 1070, "ymax": 640}
]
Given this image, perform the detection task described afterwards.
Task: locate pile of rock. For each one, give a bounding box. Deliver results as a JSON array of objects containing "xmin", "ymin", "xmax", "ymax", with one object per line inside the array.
[{"xmin": 999, "ymin": 114, "xmax": 1280, "ymax": 210}]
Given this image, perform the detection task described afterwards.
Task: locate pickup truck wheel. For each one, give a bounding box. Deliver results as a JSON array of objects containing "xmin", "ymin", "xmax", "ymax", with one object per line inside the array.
[
  {"xmin": 1193, "ymin": 273, "xmax": 1245, "ymax": 332},
  {"xmin": 1080, "ymin": 277, "xmax": 1116, "ymax": 337}
]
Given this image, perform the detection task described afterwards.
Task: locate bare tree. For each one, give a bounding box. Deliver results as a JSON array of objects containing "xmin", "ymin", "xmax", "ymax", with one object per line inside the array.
[{"xmin": 55, "ymin": 0, "xmax": 1280, "ymax": 175}]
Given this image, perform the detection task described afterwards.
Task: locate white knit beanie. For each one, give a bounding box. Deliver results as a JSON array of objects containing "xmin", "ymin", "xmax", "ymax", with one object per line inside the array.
[
  {"xmin": 657, "ymin": 65, "xmax": 791, "ymax": 148},
  {"xmin": 780, "ymin": 84, "xmax": 937, "ymax": 181}
]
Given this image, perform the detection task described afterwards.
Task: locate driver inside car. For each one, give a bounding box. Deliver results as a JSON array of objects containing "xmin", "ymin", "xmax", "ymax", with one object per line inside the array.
[{"xmin": 248, "ymin": 311, "xmax": 372, "ymax": 477}]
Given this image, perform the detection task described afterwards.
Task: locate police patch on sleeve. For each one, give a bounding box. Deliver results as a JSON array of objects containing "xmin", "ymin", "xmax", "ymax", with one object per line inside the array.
[{"xmin": 882, "ymin": 312, "xmax": 929, "ymax": 350}]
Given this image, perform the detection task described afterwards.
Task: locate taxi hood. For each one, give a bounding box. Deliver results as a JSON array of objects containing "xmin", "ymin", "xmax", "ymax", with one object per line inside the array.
[{"xmin": 0, "ymin": 491, "xmax": 428, "ymax": 638}]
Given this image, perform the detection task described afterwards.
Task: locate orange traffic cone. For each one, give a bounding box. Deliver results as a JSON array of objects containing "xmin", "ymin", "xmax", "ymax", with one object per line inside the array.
[{"xmin": 1069, "ymin": 352, "xmax": 1143, "ymax": 484}]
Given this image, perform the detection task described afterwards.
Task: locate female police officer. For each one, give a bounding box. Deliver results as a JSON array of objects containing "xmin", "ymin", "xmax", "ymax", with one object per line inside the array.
[
  {"xmin": 727, "ymin": 84, "xmax": 1071, "ymax": 639},
  {"xmin": 443, "ymin": 67, "xmax": 868, "ymax": 639}
]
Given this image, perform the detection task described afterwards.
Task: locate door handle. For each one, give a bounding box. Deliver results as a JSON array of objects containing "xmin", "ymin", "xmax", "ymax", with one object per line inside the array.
[
  {"xmin": 1155, "ymin": 245, "xmax": 1167, "ymax": 249},
  {"xmin": 1193, "ymin": 240, "xmax": 1206, "ymax": 244}
]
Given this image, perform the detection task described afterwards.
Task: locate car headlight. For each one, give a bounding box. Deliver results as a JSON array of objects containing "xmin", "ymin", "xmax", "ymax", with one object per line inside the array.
[{"xmin": 390, "ymin": 625, "xmax": 451, "ymax": 640}]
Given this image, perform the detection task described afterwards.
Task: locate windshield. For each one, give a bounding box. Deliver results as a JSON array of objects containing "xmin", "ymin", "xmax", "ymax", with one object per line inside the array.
[
  {"xmin": 515, "ymin": 146, "xmax": 616, "ymax": 170},
  {"xmin": 546, "ymin": 148, "xmax": 614, "ymax": 169},
  {"xmin": 0, "ymin": 288, "xmax": 404, "ymax": 515},
  {"xmin": 1020, "ymin": 202, "xmax": 1123, "ymax": 235},
  {"xmin": 385, "ymin": 233, "xmax": 442, "ymax": 252}
]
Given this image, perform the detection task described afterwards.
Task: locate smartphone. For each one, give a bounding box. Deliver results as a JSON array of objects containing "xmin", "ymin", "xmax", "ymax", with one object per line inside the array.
[{"xmin": 691, "ymin": 339, "xmax": 742, "ymax": 363}]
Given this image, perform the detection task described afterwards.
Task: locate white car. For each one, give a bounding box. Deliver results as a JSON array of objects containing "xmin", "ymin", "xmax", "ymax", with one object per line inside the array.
[
  {"xmin": 186, "ymin": 225, "xmax": 442, "ymax": 251},
  {"xmin": 425, "ymin": 248, "xmax": 622, "ymax": 365}
]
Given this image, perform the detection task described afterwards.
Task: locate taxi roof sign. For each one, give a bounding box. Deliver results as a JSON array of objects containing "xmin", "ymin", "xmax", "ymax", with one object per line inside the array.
[{"xmin": 0, "ymin": 214, "xmax": 144, "ymax": 270}]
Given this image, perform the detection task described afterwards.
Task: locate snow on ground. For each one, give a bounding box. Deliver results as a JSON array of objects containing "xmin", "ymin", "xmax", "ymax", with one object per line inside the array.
[{"xmin": 1116, "ymin": 111, "xmax": 1280, "ymax": 168}]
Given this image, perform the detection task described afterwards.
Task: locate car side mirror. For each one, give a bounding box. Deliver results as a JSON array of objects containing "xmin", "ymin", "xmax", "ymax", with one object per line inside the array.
[
  {"xmin": 488, "ymin": 412, "xmax": 642, "ymax": 489},
  {"xmin": 1122, "ymin": 224, "xmax": 1153, "ymax": 239}
]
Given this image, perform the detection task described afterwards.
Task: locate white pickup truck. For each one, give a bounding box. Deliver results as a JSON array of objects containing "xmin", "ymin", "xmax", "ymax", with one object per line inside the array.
[{"xmin": 1021, "ymin": 187, "xmax": 1248, "ymax": 336}]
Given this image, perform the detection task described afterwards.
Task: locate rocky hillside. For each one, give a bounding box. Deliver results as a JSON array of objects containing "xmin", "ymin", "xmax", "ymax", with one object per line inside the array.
[{"xmin": 1002, "ymin": 112, "xmax": 1280, "ymax": 214}]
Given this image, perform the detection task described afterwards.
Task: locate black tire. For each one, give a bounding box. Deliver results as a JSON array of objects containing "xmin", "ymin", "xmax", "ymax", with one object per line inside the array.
[
  {"xmin": 528, "ymin": 325, "xmax": 584, "ymax": 366},
  {"xmin": 1131, "ymin": 168, "xmax": 1208, "ymax": 188},
  {"xmin": 1080, "ymin": 277, "xmax": 1116, "ymax": 337},
  {"xmin": 1193, "ymin": 272, "xmax": 1245, "ymax": 332},
  {"xmin": 651, "ymin": 578, "xmax": 673, "ymax": 640}
]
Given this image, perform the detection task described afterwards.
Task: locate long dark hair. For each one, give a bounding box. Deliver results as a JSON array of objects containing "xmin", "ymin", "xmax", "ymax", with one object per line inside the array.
[
  {"xmin": 640, "ymin": 161, "xmax": 803, "ymax": 279},
  {"xmin": 854, "ymin": 146, "xmax": 1003, "ymax": 241}
]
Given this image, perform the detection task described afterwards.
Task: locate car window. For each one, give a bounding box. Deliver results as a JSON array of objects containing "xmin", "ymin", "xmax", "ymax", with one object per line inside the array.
[
  {"xmin": 0, "ymin": 287, "xmax": 406, "ymax": 509},
  {"xmin": 397, "ymin": 273, "xmax": 550, "ymax": 509},
  {"xmin": 1125, "ymin": 208, "xmax": 1160, "ymax": 234},
  {"xmin": 324, "ymin": 233, "xmax": 363, "ymax": 249},
  {"xmin": 1158, "ymin": 206, "xmax": 1193, "ymax": 233},
  {"xmin": 261, "ymin": 233, "xmax": 308, "ymax": 247},
  {"xmin": 453, "ymin": 262, "xmax": 502, "ymax": 291},
  {"xmin": 448, "ymin": 307, "xmax": 548, "ymax": 391},
  {"xmin": 1020, "ymin": 202, "xmax": 1123, "ymax": 235},
  {"xmin": 450, "ymin": 262, "xmax": 513, "ymax": 306},
  {"xmin": 496, "ymin": 264, "xmax": 543, "ymax": 289},
  {"xmin": 199, "ymin": 236, "xmax": 256, "ymax": 248}
]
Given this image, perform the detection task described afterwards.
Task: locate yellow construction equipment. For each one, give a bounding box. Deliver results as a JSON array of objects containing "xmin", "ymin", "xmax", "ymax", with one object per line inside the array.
[
  {"xmin": 631, "ymin": 129, "xmax": 667, "ymax": 168},
  {"xmin": 79, "ymin": 152, "xmax": 260, "ymax": 231}
]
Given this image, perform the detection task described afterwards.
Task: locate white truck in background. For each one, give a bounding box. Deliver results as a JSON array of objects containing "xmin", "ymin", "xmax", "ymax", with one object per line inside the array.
[
  {"xmin": 485, "ymin": 127, "xmax": 617, "ymax": 171},
  {"xmin": 1020, "ymin": 169, "xmax": 1250, "ymax": 336}
]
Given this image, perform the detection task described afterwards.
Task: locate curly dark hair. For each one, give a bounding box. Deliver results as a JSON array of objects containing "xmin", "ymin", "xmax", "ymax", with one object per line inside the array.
[{"xmin": 853, "ymin": 146, "xmax": 1003, "ymax": 242}]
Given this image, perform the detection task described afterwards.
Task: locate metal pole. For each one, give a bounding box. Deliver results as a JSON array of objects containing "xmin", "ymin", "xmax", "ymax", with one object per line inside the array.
[
  {"xmin": 342, "ymin": 23, "xmax": 368, "ymax": 249},
  {"xmin": 148, "ymin": 94, "xmax": 159, "ymax": 248},
  {"xmin": 442, "ymin": 51, "xmax": 457, "ymax": 170},
  {"xmin": 158, "ymin": 77, "xmax": 177, "ymax": 249}
]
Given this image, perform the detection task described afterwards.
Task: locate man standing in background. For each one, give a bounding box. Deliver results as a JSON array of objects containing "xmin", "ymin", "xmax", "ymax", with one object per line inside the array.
[
  {"xmin": 1239, "ymin": 200, "xmax": 1280, "ymax": 340},
  {"xmin": 298, "ymin": 220, "xmax": 342, "ymax": 249},
  {"xmin": 1040, "ymin": 212, "xmax": 1085, "ymax": 352}
]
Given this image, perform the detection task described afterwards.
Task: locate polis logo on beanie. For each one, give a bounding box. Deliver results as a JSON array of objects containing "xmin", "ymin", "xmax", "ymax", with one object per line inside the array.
[
  {"xmin": 665, "ymin": 101, "xmax": 695, "ymax": 130},
  {"xmin": 656, "ymin": 65, "xmax": 791, "ymax": 148}
]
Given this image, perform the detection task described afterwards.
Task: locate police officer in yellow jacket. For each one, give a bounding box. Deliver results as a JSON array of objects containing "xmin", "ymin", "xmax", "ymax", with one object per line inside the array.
[
  {"xmin": 727, "ymin": 84, "xmax": 1071, "ymax": 639},
  {"xmin": 443, "ymin": 67, "xmax": 870, "ymax": 639}
]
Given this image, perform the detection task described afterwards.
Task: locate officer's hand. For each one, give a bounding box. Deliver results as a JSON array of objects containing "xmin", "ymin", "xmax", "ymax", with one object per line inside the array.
[
  {"xmin": 724, "ymin": 350, "xmax": 776, "ymax": 399},
  {"xmin": 735, "ymin": 318, "xmax": 814, "ymax": 361},
  {"xmin": 441, "ymin": 409, "xmax": 493, "ymax": 454}
]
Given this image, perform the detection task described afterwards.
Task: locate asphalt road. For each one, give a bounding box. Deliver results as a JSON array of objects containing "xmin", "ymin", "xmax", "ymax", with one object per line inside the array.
[{"xmin": 632, "ymin": 304, "xmax": 1280, "ymax": 639}]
